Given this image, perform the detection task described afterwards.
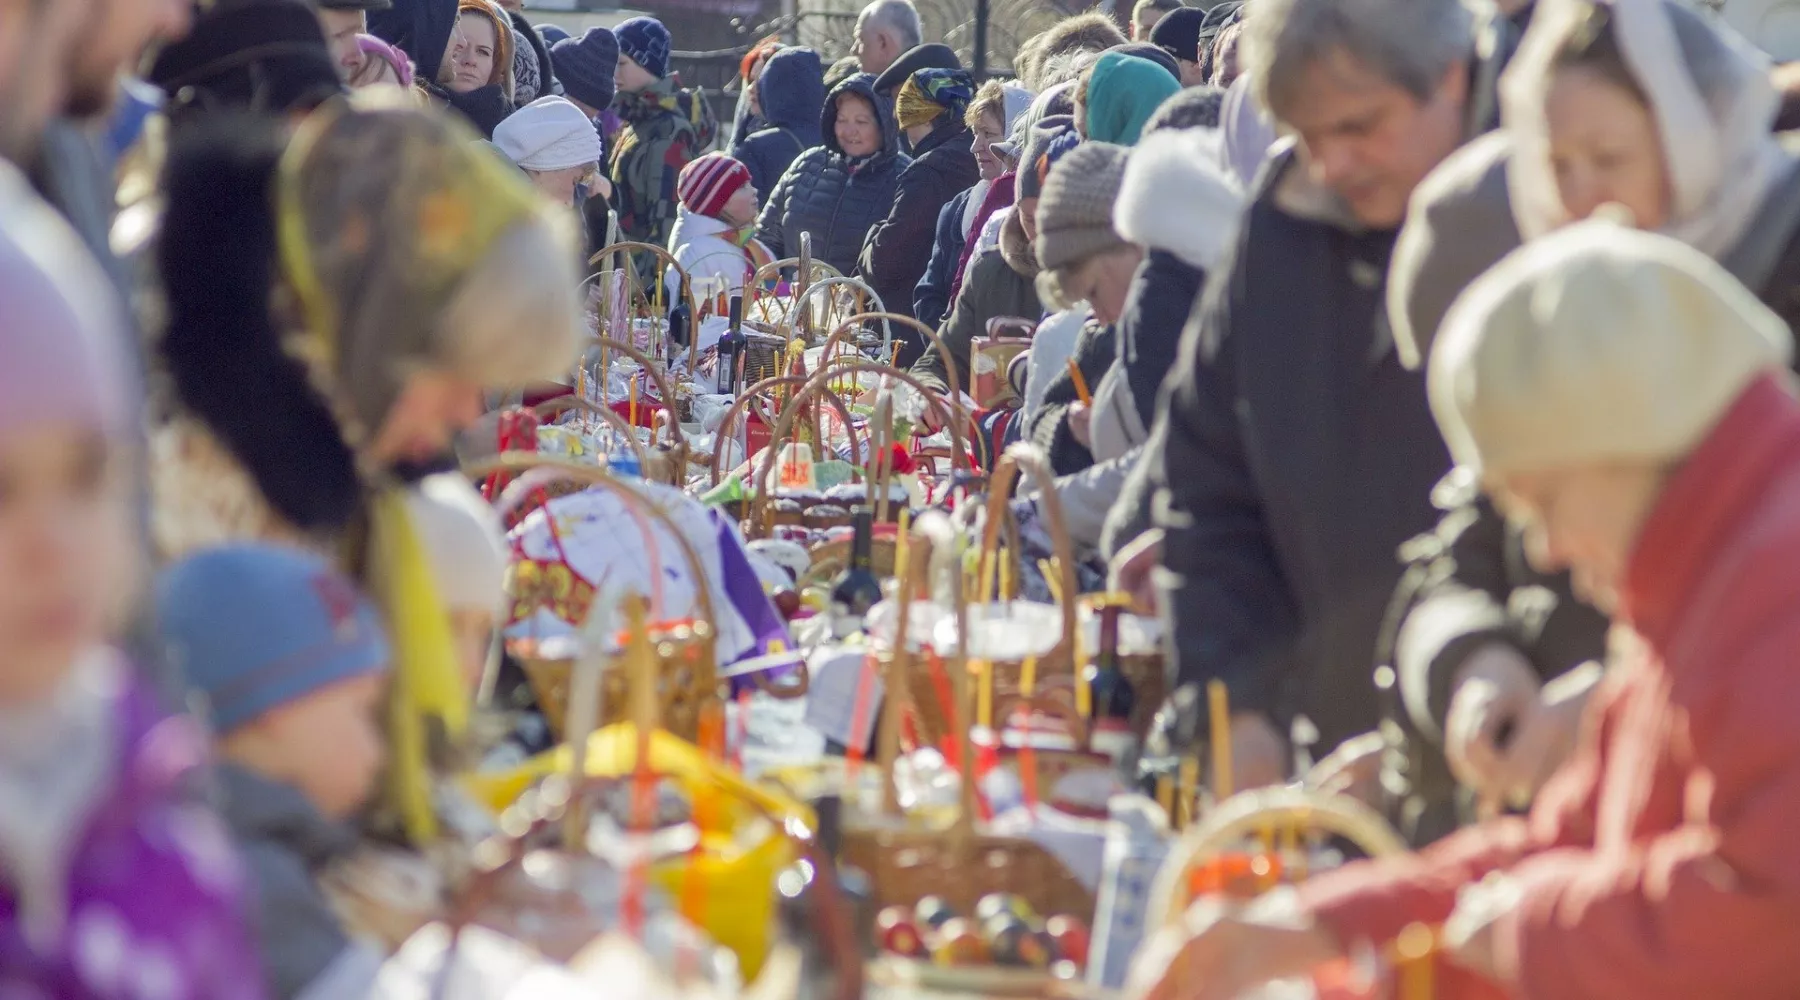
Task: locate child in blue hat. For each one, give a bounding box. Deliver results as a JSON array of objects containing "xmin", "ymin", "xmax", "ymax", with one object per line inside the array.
[{"xmin": 159, "ymin": 544, "xmax": 394, "ymax": 1000}]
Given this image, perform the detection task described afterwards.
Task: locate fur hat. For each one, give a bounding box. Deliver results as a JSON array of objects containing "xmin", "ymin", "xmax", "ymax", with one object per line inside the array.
[{"xmin": 1430, "ymin": 217, "xmax": 1794, "ymax": 478}]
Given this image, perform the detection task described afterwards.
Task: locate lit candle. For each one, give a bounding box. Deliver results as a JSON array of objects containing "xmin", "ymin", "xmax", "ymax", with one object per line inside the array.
[{"xmin": 1208, "ymin": 680, "xmax": 1233, "ymax": 800}]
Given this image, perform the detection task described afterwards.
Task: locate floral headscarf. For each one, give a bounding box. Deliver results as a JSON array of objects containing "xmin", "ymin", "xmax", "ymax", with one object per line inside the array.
[
  {"xmin": 275, "ymin": 88, "xmax": 568, "ymax": 440},
  {"xmin": 895, "ymin": 67, "xmax": 977, "ymax": 131}
]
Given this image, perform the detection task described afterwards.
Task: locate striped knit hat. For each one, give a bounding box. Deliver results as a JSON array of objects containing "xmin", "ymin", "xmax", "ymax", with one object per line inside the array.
[{"xmin": 677, "ymin": 152, "xmax": 751, "ymax": 218}]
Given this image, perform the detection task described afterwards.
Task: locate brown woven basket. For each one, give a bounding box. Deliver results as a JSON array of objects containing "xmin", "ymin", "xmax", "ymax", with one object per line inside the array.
[
  {"xmin": 841, "ymin": 510, "xmax": 1098, "ymax": 927},
  {"xmin": 586, "ymin": 241, "xmax": 702, "ymax": 372},
  {"xmin": 706, "ymin": 374, "xmax": 862, "ymax": 491},
  {"xmin": 470, "ymin": 455, "xmax": 806, "ymax": 744}
]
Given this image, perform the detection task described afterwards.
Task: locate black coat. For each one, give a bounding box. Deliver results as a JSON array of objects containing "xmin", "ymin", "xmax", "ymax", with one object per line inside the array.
[
  {"xmin": 730, "ymin": 47, "xmax": 826, "ymax": 195},
  {"xmin": 1118, "ymin": 249, "xmax": 1205, "ymax": 430},
  {"xmin": 756, "ymin": 73, "xmax": 908, "ymax": 279},
  {"xmin": 1151, "ymin": 150, "xmax": 1451, "ymax": 760},
  {"xmin": 913, "ymin": 185, "xmax": 976, "ymax": 332},
  {"xmin": 859, "ymin": 117, "xmax": 979, "ymax": 357},
  {"xmin": 1025, "ymin": 318, "xmax": 1116, "ymax": 477}
]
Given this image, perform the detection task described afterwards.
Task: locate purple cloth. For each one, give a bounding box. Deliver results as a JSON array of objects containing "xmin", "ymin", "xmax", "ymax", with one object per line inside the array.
[
  {"xmin": 948, "ymin": 171, "xmax": 1016, "ymax": 305},
  {"xmin": 709, "ymin": 509, "xmax": 800, "ymax": 695},
  {"xmin": 0, "ymin": 679, "xmax": 267, "ymax": 999}
]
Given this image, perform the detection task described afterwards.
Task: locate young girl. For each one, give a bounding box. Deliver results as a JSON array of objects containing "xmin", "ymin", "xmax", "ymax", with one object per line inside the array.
[{"xmin": 0, "ymin": 161, "xmax": 264, "ymax": 995}]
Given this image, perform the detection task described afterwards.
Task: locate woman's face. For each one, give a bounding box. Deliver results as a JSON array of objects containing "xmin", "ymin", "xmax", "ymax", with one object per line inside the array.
[
  {"xmin": 1017, "ymin": 195, "xmax": 1040, "ymax": 243},
  {"xmin": 369, "ymin": 368, "xmax": 489, "ymax": 466},
  {"xmin": 0, "ymin": 426, "xmax": 131, "ymax": 704},
  {"xmin": 835, "ymin": 93, "xmax": 881, "ymax": 157},
  {"xmin": 721, "ymin": 182, "xmax": 760, "ymax": 226},
  {"xmin": 972, "ymin": 108, "xmax": 1007, "ymax": 181},
  {"xmin": 1491, "ymin": 463, "xmax": 1664, "ymax": 613},
  {"xmin": 443, "ymin": 12, "xmax": 498, "ymax": 94},
  {"xmin": 1544, "ymin": 65, "xmax": 1671, "ymax": 231},
  {"xmin": 747, "ymin": 80, "xmax": 763, "ymax": 118},
  {"xmin": 530, "ymin": 163, "xmax": 594, "ymax": 207},
  {"xmin": 1061, "ymin": 246, "xmax": 1145, "ymax": 325}
]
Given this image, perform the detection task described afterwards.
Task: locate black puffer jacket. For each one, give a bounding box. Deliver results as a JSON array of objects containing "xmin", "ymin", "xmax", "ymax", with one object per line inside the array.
[
  {"xmin": 756, "ymin": 73, "xmax": 908, "ymax": 278},
  {"xmin": 859, "ymin": 115, "xmax": 979, "ymax": 349},
  {"xmin": 731, "ymin": 47, "xmax": 826, "ymax": 195}
]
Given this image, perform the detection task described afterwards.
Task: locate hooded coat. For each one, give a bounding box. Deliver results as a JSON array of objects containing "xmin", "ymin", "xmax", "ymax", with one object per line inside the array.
[
  {"xmin": 909, "ymin": 207, "xmax": 1043, "ymax": 399},
  {"xmin": 757, "ymin": 73, "xmax": 908, "ymax": 278},
  {"xmin": 367, "ymin": 0, "xmax": 457, "ymax": 84},
  {"xmin": 858, "ymin": 114, "xmax": 980, "ymax": 351},
  {"xmin": 730, "ymin": 47, "xmax": 826, "ymax": 195},
  {"xmin": 610, "ymin": 74, "xmax": 718, "ymax": 257}
]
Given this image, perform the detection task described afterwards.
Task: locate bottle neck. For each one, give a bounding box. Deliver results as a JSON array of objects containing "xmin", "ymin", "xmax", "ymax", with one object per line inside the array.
[{"xmin": 849, "ymin": 511, "xmax": 873, "ymax": 567}]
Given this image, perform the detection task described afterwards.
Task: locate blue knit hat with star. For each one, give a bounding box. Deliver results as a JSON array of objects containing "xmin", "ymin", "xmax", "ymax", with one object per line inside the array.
[
  {"xmin": 158, "ymin": 544, "xmax": 390, "ymax": 734},
  {"xmin": 613, "ymin": 16, "xmax": 670, "ymax": 80}
]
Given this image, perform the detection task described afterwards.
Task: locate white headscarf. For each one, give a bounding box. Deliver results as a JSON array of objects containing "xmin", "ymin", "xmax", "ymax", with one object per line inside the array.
[
  {"xmin": 1500, "ymin": 0, "xmax": 1792, "ymax": 259},
  {"xmin": 492, "ymin": 95, "xmax": 603, "ymax": 172}
]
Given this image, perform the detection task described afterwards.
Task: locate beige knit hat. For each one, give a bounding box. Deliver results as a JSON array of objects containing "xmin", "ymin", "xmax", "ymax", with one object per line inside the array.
[
  {"xmin": 1429, "ymin": 217, "xmax": 1794, "ymax": 478},
  {"xmin": 1034, "ymin": 141, "xmax": 1131, "ymax": 278}
]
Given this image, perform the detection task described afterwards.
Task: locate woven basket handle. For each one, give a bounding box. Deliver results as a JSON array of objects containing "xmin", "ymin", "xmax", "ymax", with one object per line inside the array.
[
  {"xmin": 587, "ymin": 241, "xmax": 702, "ymax": 372},
  {"xmin": 591, "ymin": 335, "xmax": 683, "ymax": 452},
  {"xmin": 823, "ymin": 311, "xmax": 968, "ymax": 422},
  {"xmin": 977, "ymin": 445, "xmax": 1079, "ymax": 671},
  {"xmin": 707, "ymin": 374, "xmax": 862, "ymax": 495}
]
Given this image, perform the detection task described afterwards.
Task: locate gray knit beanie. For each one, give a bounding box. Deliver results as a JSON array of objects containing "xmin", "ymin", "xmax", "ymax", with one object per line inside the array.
[{"xmin": 1035, "ymin": 141, "xmax": 1131, "ymax": 274}]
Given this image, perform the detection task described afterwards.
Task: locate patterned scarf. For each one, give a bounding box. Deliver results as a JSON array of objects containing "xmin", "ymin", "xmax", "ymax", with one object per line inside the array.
[{"xmin": 894, "ymin": 68, "xmax": 976, "ymax": 131}]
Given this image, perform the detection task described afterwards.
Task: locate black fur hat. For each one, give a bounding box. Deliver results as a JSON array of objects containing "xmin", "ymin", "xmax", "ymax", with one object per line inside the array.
[{"xmin": 156, "ymin": 112, "xmax": 362, "ymax": 532}]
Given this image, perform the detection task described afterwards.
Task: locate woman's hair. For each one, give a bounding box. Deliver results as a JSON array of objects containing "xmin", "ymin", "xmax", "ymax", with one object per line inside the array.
[
  {"xmin": 1034, "ymin": 12, "xmax": 1129, "ymax": 64},
  {"xmin": 966, "ymin": 78, "xmax": 1008, "ymax": 131},
  {"xmin": 1038, "ymin": 48, "xmax": 1101, "ymax": 90},
  {"xmin": 1551, "ymin": 3, "xmax": 1647, "ymax": 102},
  {"xmin": 1244, "ymin": 0, "xmax": 1473, "ymax": 118},
  {"xmin": 450, "ymin": 0, "xmax": 516, "ymax": 99}
]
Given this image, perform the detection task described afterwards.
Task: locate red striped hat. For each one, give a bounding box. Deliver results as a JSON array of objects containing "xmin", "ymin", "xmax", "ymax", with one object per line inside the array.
[{"xmin": 677, "ymin": 153, "xmax": 751, "ymax": 219}]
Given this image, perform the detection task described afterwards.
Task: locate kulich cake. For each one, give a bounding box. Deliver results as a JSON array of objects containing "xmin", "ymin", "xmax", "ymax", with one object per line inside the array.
[{"xmin": 806, "ymin": 503, "xmax": 851, "ymax": 530}]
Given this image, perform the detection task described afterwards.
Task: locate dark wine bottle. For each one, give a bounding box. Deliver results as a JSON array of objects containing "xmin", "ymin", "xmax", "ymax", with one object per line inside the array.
[
  {"xmin": 828, "ymin": 506, "xmax": 883, "ymax": 638},
  {"xmin": 1084, "ymin": 596, "xmax": 1137, "ymax": 764},
  {"xmin": 716, "ymin": 294, "xmax": 743, "ymax": 395},
  {"xmin": 668, "ymin": 275, "xmax": 692, "ymax": 349}
]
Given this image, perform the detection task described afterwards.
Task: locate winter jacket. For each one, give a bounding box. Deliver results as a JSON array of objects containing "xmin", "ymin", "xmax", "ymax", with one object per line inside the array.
[
  {"xmin": 1299, "ymin": 375, "xmax": 1800, "ymax": 1000},
  {"xmin": 610, "ymin": 75, "xmax": 717, "ymax": 261},
  {"xmin": 368, "ymin": 0, "xmax": 458, "ymax": 84},
  {"xmin": 950, "ymin": 172, "xmax": 1014, "ymax": 305},
  {"xmin": 665, "ymin": 209, "xmax": 776, "ymax": 351},
  {"xmin": 757, "ymin": 73, "xmax": 908, "ymax": 279},
  {"xmin": 1025, "ymin": 317, "xmax": 1116, "ymax": 477},
  {"xmin": 1150, "ymin": 147, "xmax": 1451, "ymax": 756},
  {"xmin": 218, "ymin": 764, "xmax": 377, "ymax": 1000},
  {"xmin": 913, "ymin": 184, "xmax": 979, "ymax": 331},
  {"xmin": 859, "ymin": 116, "xmax": 980, "ymax": 354},
  {"xmin": 1383, "ymin": 130, "xmax": 1800, "ymax": 840},
  {"xmin": 730, "ymin": 47, "xmax": 825, "ymax": 195},
  {"xmin": 910, "ymin": 210, "xmax": 1042, "ymax": 400},
  {"xmin": 0, "ymin": 670, "xmax": 267, "ymax": 1000}
]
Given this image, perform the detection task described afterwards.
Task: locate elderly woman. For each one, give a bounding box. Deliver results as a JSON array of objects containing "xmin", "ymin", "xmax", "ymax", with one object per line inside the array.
[
  {"xmin": 1074, "ymin": 50, "xmax": 1180, "ymax": 145},
  {"xmin": 428, "ymin": 0, "xmax": 514, "ymax": 135},
  {"xmin": 1132, "ymin": 219, "xmax": 1800, "ymax": 1000},
  {"xmin": 493, "ymin": 94, "xmax": 607, "ymax": 207},
  {"xmin": 152, "ymin": 93, "xmax": 581, "ymax": 840},
  {"xmin": 858, "ymin": 67, "xmax": 980, "ymax": 347},
  {"xmin": 913, "ymin": 78, "xmax": 1034, "ymax": 330},
  {"xmin": 757, "ymin": 72, "xmax": 908, "ymax": 278},
  {"xmin": 1378, "ymin": 0, "xmax": 1800, "ymax": 825}
]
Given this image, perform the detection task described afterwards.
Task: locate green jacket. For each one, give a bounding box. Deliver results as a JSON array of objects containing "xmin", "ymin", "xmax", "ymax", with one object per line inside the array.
[
  {"xmin": 609, "ymin": 77, "xmax": 717, "ymax": 259},
  {"xmin": 910, "ymin": 214, "xmax": 1042, "ymax": 399}
]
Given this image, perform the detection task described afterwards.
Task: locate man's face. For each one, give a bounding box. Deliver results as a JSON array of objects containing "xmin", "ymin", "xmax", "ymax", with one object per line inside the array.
[
  {"xmin": 318, "ymin": 8, "xmax": 367, "ymax": 84},
  {"xmin": 853, "ymin": 15, "xmax": 896, "ymax": 75},
  {"xmin": 1177, "ymin": 57, "xmax": 1207, "ymax": 88},
  {"xmin": 1277, "ymin": 47, "xmax": 1467, "ymax": 229},
  {"xmin": 63, "ymin": 0, "xmax": 192, "ymax": 118}
]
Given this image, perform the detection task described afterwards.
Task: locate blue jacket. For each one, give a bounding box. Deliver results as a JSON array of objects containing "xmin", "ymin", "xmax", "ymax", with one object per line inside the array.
[
  {"xmin": 913, "ymin": 184, "xmax": 977, "ymax": 331},
  {"xmin": 730, "ymin": 47, "xmax": 825, "ymax": 196},
  {"xmin": 756, "ymin": 73, "xmax": 907, "ymax": 278}
]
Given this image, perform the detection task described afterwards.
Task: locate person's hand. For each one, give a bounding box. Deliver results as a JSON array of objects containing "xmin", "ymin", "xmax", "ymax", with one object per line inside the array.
[
  {"xmin": 1486, "ymin": 661, "xmax": 1602, "ymax": 806},
  {"xmin": 1108, "ymin": 528, "xmax": 1163, "ymax": 616},
  {"xmin": 1068, "ymin": 401, "xmax": 1092, "ymax": 448},
  {"xmin": 1445, "ymin": 645, "xmax": 1541, "ymax": 804},
  {"xmin": 1127, "ymin": 904, "xmax": 1342, "ymax": 1000},
  {"xmin": 1442, "ymin": 873, "xmax": 1523, "ymax": 982},
  {"xmin": 1307, "ymin": 731, "xmax": 1387, "ymax": 808},
  {"xmin": 1224, "ymin": 711, "xmax": 1289, "ymax": 792}
]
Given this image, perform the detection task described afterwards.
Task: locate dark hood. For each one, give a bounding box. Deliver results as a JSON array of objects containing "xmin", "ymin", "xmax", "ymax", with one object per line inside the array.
[
  {"xmin": 368, "ymin": 0, "xmax": 457, "ymax": 83},
  {"xmin": 821, "ymin": 72, "xmax": 898, "ymax": 161},
  {"xmin": 756, "ymin": 47, "xmax": 826, "ymax": 133}
]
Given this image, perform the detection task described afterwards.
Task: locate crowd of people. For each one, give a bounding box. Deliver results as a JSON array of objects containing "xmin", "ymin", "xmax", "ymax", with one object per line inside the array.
[{"xmin": 9, "ymin": 0, "xmax": 1800, "ymax": 995}]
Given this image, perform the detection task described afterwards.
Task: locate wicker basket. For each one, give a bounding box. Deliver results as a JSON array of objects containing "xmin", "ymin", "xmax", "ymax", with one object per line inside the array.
[{"xmin": 841, "ymin": 498, "xmax": 1099, "ymax": 933}]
